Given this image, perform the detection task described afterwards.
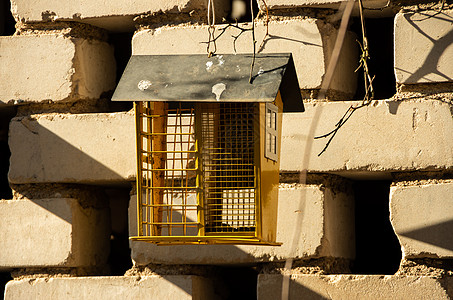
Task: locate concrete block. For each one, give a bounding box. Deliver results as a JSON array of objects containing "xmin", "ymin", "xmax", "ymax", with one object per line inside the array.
[
  {"xmin": 395, "ymin": 10, "xmax": 453, "ymax": 84},
  {"xmin": 132, "ymin": 19, "xmax": 358, "ymax": 96},
  {"xmin": 0, "ymin": 34, "xmax": 115, "ymax": 105},
  {"xmin": 11, "ymin": 0, "xmax": 229, "ymax": 32},
  {"xmin": 10, "ymin": 99, "xmax": 453, "ymax": 185},
  {"xmin": 262, "ymin": 0, "xmax": 394, "ymax": 17},
  {"xmin": 0, "ymin": 198, "xmax": 110, "ymax": 269},
  {"xmin": 129, "ymin": 184, "xmax": 354, "ymax": 265},
  {"xmin": 5, "ymin": 275, "xmax": 215, "ymax": 300},
  {"xmin": 8, "ymin": 111, "xmax": 135, "ymax": 185},
  {"xmin": 390, "ymin": 180, "xmax": 453, "ymax": 259},
  {"xmin": 264, "ymin": 0, "xmax": 388, "ymax": 9},
  {"xmin": 257, "ymin": 274, "xmax": 453, "ymax": 300},
  {"xmin": 281, "ymin": 99, "xmax": 453, "ymax": 179}
]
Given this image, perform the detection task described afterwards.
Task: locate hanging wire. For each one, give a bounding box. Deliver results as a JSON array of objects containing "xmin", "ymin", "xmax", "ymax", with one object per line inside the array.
[
  {"xmin": 249, "ymin": 0, "xmax": 257, "ymax": 83},
  {"xmin": 206, "ymin": 0, "xmax": 217, "ymax": 57}
]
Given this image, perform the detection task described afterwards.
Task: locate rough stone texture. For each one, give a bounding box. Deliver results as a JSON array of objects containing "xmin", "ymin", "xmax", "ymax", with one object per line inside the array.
[
  {"xmin": 263, "ymin": 0, "xmax": 388, "ymax": 9},
  {"xmin": 390, "ymin": 180, "xmax": 453, "ymax": 259},
  {"xmin": 264, "ymin": 0, "xmax": 394, "ymax": 17},
  {"xmin": 394, "ymin": 9, "xmax": 453, "ymax": 84},
  {"xmin": 281, "ymin": 99, "xmax": 453, "ymax": 179},
  {"xmin": 132, "ymin": 19, "xmax": 358, "ymax": 96},
  {"xmin": 8, "ymin": 111, "xmax": 135, "ymax": 185},
  {"xmin": 0, "ymin": 34, "xmax": 115, "ymax": 105},
  {"xmin": 0, "ymin": 198, "xmax": 110, "ymax": 269},
  {"xmin": 397, "ymin": 258, "xmax": 453, "ymax": 277},
  {"xmin": 11, "ymin": 0, "xmax": 229, "ymax": 32},
  {"xmin": 257, "ymin": 274, "xmax": 453, "ymax": 299},
  {"xmin": 4, "ymin": 275, "xmax": 215, "ymax": 299},
  {"xmin": 9, "ymin": 98, "xmax": 453, "ymax": 184},
  {"xmin": 129, "ymin": 184, "xmax": 354, "ymax": 265}
]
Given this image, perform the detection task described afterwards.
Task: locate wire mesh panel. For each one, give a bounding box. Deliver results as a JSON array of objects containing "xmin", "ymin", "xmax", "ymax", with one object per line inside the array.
[
  {"xmin": 136, "ymin": 102, "xmax": 199, "ymax": 238},
  {"xmin": 199, "ymin": 103, "xmax": 257, "ymax": 234},
  {"xmin": 135, "ymin": 101, "xmax": 264, "ymax": 244}
]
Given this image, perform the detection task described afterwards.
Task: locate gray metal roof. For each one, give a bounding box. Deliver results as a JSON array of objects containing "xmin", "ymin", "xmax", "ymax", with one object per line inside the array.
[{"xmin": 112, "ymin": 53, "xmax": 304, "ymax": 112}]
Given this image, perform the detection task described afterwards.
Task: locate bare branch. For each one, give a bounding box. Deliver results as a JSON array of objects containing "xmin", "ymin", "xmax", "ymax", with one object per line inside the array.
[{"xmin": 315, "ymin": 0, "xmax": 375, "ymax": 156}]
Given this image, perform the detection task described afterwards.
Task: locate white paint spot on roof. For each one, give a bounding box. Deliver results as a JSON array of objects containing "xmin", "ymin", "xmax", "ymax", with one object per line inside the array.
[
  {"xmin": 212, "ymin": 83, "xmax": 226, "ymax": 101},
  {"xmin": 218, "ymin": 55, "xmax": 225, "ymax": 66},
  {"xmin": 137, "ymin": 80, "xmax": 152, "ymax": 91}
]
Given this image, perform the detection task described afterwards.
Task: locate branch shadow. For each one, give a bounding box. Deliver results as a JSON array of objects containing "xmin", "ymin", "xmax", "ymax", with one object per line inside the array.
[{"xmin": 401, "ymin": 12, "xmax": 453, "ymax": 83}]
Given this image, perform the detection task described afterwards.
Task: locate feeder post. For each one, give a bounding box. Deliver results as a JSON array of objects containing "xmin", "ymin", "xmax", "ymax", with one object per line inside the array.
[{"xmin": 152, "ymin": 102, "xmax": 168, "ymax": 235}]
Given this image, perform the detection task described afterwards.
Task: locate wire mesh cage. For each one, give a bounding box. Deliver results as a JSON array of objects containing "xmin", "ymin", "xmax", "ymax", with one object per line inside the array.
[
  {"xmin": 111, "ymin": 53, "xmax": 304, "ymax": 245},
  {"xmin": 136, "ymin": 102, "xmax": 199, "ymax": 238},
  {"xmin": 134, "ymin": 101, "xmax": 270, "ymax": 244}
]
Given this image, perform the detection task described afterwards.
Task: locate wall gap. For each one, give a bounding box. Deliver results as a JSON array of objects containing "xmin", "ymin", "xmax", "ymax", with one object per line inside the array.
[
  {"xmin": 107, "ymin": 32, "xmax": 134, "ymax": 112},
  {"xmin": 0, "ymin": 107, "xmax": 16, "ymax": 200},
  {"xmin": 1, "ymin": 0, "xmax": 16, "ymax": 36},
  {"xmin": 216, "ymin": 266, "xmax": 258, "ymax": 300},
  {"xmin": 228, "ymin": 0, "xmax": 259, "ymax": 22},
  {"xmin": 105, "ymin": 188, "xmax": 132, "ymax": 275},
  {"xmin": 0, "ymin": 272, "xmax": 12, "ymax": 300},
  {"xmin": 351, "ymin": 180, "xmax": 401, "ymax": 274},
  {"xmin": 350, "ymin": 17, "xmax": 396, "ymax": 100}
]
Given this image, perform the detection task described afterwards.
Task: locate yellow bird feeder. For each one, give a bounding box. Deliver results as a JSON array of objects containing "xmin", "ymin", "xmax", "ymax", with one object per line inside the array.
[{"xmin": 112, "ymin": 53, "xmax": 304, "ymax": 245}]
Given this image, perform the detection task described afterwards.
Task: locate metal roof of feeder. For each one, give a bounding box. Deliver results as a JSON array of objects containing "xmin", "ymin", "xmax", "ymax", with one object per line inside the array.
[{"xmin": 112, "ymin": 53, "xmax": 304, "ymax": 112}]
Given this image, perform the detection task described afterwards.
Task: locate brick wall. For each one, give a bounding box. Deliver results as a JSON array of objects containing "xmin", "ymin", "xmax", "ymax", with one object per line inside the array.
[{"xmin": 1, "ymin": 0, "xmax": 452, "ymax": 299}]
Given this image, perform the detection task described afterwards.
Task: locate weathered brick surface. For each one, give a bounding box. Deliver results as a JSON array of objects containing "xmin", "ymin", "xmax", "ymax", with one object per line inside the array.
[
  {"xmin": 395, "ymin": 9, "xmax": 453, "ymax": 84},
  {"xmin": 281, "ymin": 99, "xmax": 453, "ymax": 179},
  {"xmin": 0, "ymin": 198, "xmax": 110, "ymax": 269},
  {"xmin": 5, "ymin": 275, "xmax": 215, "ymax": 299},
  {"xmin": 258, "ymin": 274, "xmax": 453, "ymax": 299},
  {"xmin": 11, "ymin": 0, "xmax": 229, "ymax": 32},
  {"xmin": 129, "ymin": 184, "xmax": 354, "ymax": 265},
  {"xmin": 9, "ymin": 99, "xmax": 452, "ymax": 184},
  {"xmin": 264, "ymin": 0, "xmax": 389, "ymax": 10},
  {"xmin": 132, "ymin": 19, "xmax": 358, "ymax": 96},
  {"xmin": 390, "ymin": 180, "xmax": 453, "ymax": 259},
  {"xmin": 0, "ymin": 34, "xmax": 115, "ymax": 105},
  {"xmin": 8, "ymin": 111, "xmax": 135, "ymax": 185}
]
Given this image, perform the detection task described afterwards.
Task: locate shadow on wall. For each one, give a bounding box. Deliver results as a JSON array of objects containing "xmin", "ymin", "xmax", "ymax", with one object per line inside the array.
[
  {"xmin": 7, "ymin": 116, "xmax": 326, "ymax": 298},
  {"xmin": 8, "ymin": 115, "xmax": 134, "ymax": 186},
  {"xmin": 401, "ymin": 219, "xmax": 453, "ymax": 252},
  {"xmin": 9, "ymin": 109, "xmax": 452, "ymax": 296},
  {"xmin": 6, "ymin": 118, "xmax": 132, "ymax": 274},
  {"xmin": 396, "ymin": 11, "xmax": 453, "ymax": 83}
]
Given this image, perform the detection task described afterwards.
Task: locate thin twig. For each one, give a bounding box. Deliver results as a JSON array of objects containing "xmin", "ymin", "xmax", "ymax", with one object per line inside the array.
[
  {"xmin": 315, "ymin": 0, "xmax": 375, "ymax": 156},
  {"xmin": 200, "ymin": 23, "xmax": 252, "ymax": 54}
]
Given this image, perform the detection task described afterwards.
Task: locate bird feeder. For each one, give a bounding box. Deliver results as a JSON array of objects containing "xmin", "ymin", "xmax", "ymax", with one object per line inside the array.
[{"xmin": 112, "ymin": 53, "xmax": 304, "ymax": 245}]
